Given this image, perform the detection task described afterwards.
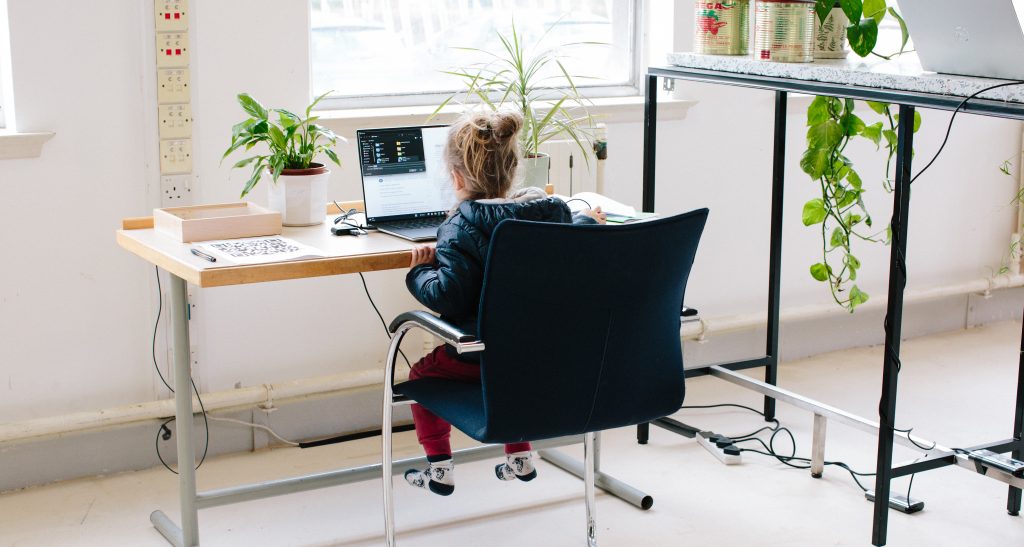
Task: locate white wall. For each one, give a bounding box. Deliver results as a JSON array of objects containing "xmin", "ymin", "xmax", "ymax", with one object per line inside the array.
[{"xmin": 0, "ymin": 0, "xmax": 1020, "ymax": 429}]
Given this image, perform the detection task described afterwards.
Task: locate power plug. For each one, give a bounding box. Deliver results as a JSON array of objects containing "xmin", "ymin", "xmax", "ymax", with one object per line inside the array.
[{"xmin": 697, "ymin": 431, "xmax": 742, "ymax": 465}]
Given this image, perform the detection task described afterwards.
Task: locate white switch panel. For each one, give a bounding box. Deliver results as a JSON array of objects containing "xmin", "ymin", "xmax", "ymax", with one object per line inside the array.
[
  {"xmin": 156, "ymin": 32, "xmax": 190, "ymax": 68},
  {"xmin": 155, "ymin": 0, "xmax": 188, "ymax": 31},
  {"xmin": 157, "ymin": 68, "xmax": 190, "ymax": 104},
  {"xmin": 160, "ymin": 174, "xmax": 192, "ymax": 206},
  {"xmin": 158, "ymin": 104, "xmax": 192, "ymax": 139},
  {"xmin": 160, "ymin": 139, "xmax": 193, "ymax": 174}
]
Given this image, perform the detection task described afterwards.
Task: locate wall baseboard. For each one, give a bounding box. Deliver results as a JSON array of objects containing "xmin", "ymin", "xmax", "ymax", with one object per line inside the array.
[
  {"xmin": 0, "ymin": 387, "xmax": 411, "ymax": 494},
  {"xmin": 3, "ymin": 287, "xmax": 1022, "ymax": 493}
]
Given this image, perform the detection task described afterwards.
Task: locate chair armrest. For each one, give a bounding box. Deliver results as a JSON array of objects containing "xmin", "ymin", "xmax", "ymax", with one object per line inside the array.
[{"xmin": 388, "ymin": 311, "xmax": 485, "ymax": 354}]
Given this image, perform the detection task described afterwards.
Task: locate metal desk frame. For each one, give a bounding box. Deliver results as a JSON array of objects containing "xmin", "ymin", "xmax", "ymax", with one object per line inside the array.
[{"xmin": 639, "ymin": 64, "xmax": 1024, "ymax": 546}]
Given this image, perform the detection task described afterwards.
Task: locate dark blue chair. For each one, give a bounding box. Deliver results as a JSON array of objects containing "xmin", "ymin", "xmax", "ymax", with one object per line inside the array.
[{"xmin": 381, "ymin": 208, "xmax": 709, "ymax": 546}]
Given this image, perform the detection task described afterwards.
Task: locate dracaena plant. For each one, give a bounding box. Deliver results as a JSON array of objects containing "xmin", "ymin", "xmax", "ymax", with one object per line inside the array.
[
  {"xmin": 802, "ymin": 1, "xmax": 918, "ymax": 311},
  {"xmin": 431, "ymin": 18, "xmax": 595, "ymax": 161},
  {"xmin": 222, "ymin": 91, "xmax": 342, "ymax": 198}
]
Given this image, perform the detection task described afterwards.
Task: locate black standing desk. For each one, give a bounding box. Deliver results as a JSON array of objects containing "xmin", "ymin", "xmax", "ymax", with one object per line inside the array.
[{"xmin": 641, "ymin": 52, "xmax": 1024, "ymax": 546}]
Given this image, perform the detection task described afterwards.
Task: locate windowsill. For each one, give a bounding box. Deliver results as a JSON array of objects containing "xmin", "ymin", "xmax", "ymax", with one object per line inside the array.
[
  {"xmin": 0, "ymin": 130, "xmax": 55, "ymax": 160},
  {"xmin": 317, "ymin": 96, "xmax": 698, "ymax": 137}
]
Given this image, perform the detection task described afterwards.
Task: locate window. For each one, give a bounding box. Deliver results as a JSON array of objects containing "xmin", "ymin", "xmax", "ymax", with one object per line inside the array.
[
  {"xmin": 0, "ymin": 54, "xmax": 6, "ymax": 129},
  {"xmin": 310, "ymin": 0, "xmax": 641, "ymax": 109},
  {"xmin": 0, "ymin": 8, "xmax": 6, "ymax": 129}
]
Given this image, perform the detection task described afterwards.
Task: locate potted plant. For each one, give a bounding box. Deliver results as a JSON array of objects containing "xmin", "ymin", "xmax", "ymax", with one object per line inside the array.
[
  {"xmin": 222, "ymin": 91, "xmax": 342, "ymax": 226},
  {"xmin": 432, "ymin": 19, "xmax": 595, "ymax": 189}
]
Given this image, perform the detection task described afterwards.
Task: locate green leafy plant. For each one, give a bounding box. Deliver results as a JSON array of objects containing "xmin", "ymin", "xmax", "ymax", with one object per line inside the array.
[
  {"xmin": 222, "ymin": 91, "xmax": 342, "ymax": 198},
  {"xmin": 814, "ymin": 0, "xmax": 909, "ymax": 58},
  {"xmin": 801, "ymin": 96, "xmax": 921, "ymax": 310},
  {"xmin": 803, "ymin": 1, "xmax": 918, "ymax": 311},
  {"xmin": 431, "ymin": 19, "xmax": 595, "ymax": 160}
]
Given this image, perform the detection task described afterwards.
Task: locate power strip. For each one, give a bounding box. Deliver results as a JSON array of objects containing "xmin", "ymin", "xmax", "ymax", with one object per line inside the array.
[
  {"xmin": 697, "ymin": 431, "xmax": 742, "ymax": 465},
  {"xmin": 968, "ymin": 449, "xmax": 1024, "ymax": 478},
  {"xmin": 865, "ymin": 491, "xmax": 925, "ymax": 514}
]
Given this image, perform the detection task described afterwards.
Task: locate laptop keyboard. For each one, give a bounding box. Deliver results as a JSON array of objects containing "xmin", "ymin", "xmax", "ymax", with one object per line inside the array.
[{"xmin": 386, "ymin": 217, "xmax": 445, "ymax": 230}]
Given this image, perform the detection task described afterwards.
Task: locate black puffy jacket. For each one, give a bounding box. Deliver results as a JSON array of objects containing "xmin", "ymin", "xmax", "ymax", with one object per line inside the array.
[{"xmin": 406, "ymin": 189, "xmax": 595, "ymax": 360}]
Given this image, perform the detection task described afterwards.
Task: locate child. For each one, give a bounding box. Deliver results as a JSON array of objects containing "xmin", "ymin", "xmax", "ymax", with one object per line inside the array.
[{"xmin": 403, "ymin": 111, "xmax": 605, "ymax": 495}]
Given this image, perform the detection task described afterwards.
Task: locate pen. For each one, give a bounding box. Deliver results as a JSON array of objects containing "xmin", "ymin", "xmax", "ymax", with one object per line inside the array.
[{"xmin": 190, "ymin": 248, "xmax": 217, "ymax": 263}]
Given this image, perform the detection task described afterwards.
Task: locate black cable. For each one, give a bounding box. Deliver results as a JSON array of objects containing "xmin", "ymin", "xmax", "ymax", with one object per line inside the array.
[
  {"xmin": 564, "ymin": 197, "xmax": 592, "ymax": 209},
  {"xmin": 681, "ymin": 403, "xmax": 781, "ymax": 440},
  {"xmin": 880, "ymin": 81, "xmax": 1024, "ymax": 385},
  {"xmin": 684, "ymin": 402, "xmax": 874, "ymax": 492},
  {"xmin": 152, "ymin": 267, "xmax": 210, "ymax": 474},
  {"xmin": 910, "ymin": 80, "xmax": 1024, "ymax": 185},
  {"xmin": 152, "ymin": 266, "xmax": 173, "ymax": 393},
  {"xmin": 357, "ymin": 272, "xmax": 412, "ymax": 369}
]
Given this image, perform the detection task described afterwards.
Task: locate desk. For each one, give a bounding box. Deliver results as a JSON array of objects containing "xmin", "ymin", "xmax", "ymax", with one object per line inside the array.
[
  {"xmin": 641, "ymin": 53, "xmax": 1024, "ymax": 545},
  {"xmin": 117, "ymin": 201, "xmax": 649, "ymax": 546}
]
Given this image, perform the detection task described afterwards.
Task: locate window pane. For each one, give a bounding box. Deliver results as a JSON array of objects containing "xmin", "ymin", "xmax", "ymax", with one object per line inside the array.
[{"xmin": 310, "ymin": 0, "xmax": 634, "ymax": 102}]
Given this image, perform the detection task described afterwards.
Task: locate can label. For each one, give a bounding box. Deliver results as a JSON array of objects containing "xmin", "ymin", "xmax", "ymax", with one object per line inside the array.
[
  {"xmin": 754, "ymin": 1, "xmax": 815, "ymax": 63},
  {"xmin": 694, "ymin": 1, "xmax": 750, "ymax": 55}
]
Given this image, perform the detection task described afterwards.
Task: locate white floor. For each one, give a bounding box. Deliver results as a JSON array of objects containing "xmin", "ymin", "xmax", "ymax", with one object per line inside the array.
[{"xmin": 2, "ymin": 321, "xmax": 1024, "ymax": 546}]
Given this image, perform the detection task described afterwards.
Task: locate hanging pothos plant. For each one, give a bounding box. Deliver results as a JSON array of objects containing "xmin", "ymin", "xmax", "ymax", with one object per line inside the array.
[{"xmin": 802, "ymin": 0, "xmax": 915, "ymax": 311}]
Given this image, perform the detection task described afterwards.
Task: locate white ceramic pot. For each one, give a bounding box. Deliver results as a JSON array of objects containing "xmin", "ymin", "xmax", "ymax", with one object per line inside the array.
[
  {"xmin": 814, "ymin": 6, "xmax": 849, "ymax": 59},
  {"xmin": 520, "ymin": 153, "xmax": 550, "ymax": 189},
  {"xmin": 266, "ymin": 164, "xmax": 330, "ymax": 226}
]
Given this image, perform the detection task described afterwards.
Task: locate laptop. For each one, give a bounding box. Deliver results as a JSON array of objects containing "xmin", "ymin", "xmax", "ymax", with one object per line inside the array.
[
  {"xmin": 357, "ymin": 125, "xmax": 455, "ymax": 241},
  {"xmin": 899, "ymin": 0, "xmax": 1024, "ymax": 81}
]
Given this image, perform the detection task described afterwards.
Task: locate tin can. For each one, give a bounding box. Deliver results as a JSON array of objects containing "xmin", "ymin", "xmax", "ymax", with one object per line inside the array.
[
  {"xmin": 814, "ymin": 3, "xmax": 849, "ymax": 58},
  {"xmin": 754, "ymin": 0, "xmax": 815, "ymax": 63},
  {"xmin": 694, "ymin": 1, "xmax": 750, "ymax": 55}
]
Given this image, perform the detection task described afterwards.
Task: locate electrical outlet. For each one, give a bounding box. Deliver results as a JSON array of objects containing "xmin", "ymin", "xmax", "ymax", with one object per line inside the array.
[
  {"xmin": 156, "ymin": 32, "xmax": 190, "ymax": 68},
  {"xmin": 158, "ymin": 104, "xmax": 192, "ymax": 139},
  {"xmin": 160, "ymin": 174, "xmax": 192, "ymax": 205},
  {"xmin": 155, "ymin": 0, "xmax": 188, "ymax": 31},
  {"xmin": 157, "ymin": 68, "xmax": 190, "ymax": 104},
  {"xmin": 160, "ymin": 139, "xmax": 192, "ymax": 174}
]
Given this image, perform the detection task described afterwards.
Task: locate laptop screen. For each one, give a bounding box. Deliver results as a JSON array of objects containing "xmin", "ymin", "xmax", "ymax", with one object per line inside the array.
[{"xmin": 358, "ymin": 125, "xmax": 455, "ymax": 223}]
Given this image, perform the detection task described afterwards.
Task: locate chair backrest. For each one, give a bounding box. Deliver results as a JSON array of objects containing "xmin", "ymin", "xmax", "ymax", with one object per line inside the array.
[{"xmin": 475, "ymin": 209, "xmax": 709, "ymax": 443}]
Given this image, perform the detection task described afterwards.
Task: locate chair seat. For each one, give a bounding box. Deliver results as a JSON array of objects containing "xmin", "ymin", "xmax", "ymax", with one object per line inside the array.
[{"xmin": 395, "ymin": 378, "xmax": 489, "ymax": 442}]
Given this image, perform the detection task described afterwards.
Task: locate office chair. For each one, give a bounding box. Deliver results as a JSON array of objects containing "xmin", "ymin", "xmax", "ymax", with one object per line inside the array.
[{"xmin": 381, "ymin": 208, "xmax": 709, "ymax": 546}]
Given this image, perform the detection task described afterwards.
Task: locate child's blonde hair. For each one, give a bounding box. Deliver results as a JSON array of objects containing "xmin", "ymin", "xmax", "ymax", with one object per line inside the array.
[{"xmin": 446, "ymin": 111, "xmax": 523, "ymax": 199}]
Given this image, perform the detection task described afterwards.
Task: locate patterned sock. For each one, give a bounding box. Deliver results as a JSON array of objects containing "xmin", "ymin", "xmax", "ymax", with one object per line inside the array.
[
  {"xmin": 495, "ymin": 451, "xmax": 537, "ymax": 482},
  {"xmin": 405, "ymin": 457, "xmax": 455, "ymax": 496}
]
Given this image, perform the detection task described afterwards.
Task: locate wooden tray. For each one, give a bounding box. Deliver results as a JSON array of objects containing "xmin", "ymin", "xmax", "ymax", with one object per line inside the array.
[{"xmin": 153, "ymin": 202, "xmax": 282, "ymax": 243}]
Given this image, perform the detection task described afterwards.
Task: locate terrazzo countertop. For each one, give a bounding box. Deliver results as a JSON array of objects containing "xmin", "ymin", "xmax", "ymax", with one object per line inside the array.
[{"xmin": 665, "ymin": 51, "xmax": 1024, "ymax": 103}]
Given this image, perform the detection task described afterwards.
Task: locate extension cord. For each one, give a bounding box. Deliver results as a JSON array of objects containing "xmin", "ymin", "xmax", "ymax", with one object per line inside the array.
[{"xmin": 697, "ymin": 431, "xmax": 742, "ymax": 465}]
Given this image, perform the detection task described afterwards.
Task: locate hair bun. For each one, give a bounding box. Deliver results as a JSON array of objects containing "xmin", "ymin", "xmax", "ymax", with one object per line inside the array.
[{"xmin": 490, "ymin": 111, "xmax": 523, "ymax": 143}]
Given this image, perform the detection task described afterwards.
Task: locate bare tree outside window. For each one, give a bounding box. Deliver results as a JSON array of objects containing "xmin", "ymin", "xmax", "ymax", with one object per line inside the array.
[{"xmin": 310, "ymin": 0, "xmax": 638, "ymax": 108}]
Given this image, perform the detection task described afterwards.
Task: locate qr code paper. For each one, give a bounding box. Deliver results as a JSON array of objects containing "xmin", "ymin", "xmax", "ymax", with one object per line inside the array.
[
  {"xmin": 209, "ymin": 237, "xmax": 301, "ymax": 258},
  {"xmin": 196, "ymin": 236, "xmax": 323, "ymax": 265}
]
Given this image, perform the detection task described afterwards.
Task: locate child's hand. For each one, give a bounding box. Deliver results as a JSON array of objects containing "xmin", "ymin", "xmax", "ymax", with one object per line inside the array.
[
  {"xmin": 410, "ymin": 245, "xmax": 436, "ymax": 268},
  {"xmin": 582, "ymin": 206, "xmax": 607, "ymax": 224}
]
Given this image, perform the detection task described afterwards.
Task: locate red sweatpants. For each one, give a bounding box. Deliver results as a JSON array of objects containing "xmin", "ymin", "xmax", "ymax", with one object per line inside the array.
[{"xmin": 409, "ymin": 346, "xmax": 531, "ymax": 457}]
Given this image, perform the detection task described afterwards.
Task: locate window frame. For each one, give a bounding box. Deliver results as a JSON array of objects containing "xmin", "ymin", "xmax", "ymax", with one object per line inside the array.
[
  {"xmin": 310, "ymin": 0, "xmax": 647, "ymax": 111},
  {"xmin": 0, "ymin": 0, "xmax": 9, "ymax": 129}
]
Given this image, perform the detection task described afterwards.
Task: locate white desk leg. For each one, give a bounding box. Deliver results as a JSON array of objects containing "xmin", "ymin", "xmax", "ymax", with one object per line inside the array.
[
  {"xmin": 171, "ymin": 273, "xmax": 199, "ymax": 545},
  {"xmin": 152, "ymin": 273, "xmax": 199, "ymax": 546}
]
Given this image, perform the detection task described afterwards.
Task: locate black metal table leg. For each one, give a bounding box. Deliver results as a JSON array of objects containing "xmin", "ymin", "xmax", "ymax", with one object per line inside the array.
[
  {"xmin": 764, "ymin": 90, "xmax": 787, "ymax": 421},
  {"xmin": 871, "ymin": 104, "xmax": 916, "ymax": 547},
  {"xmin": 1009, "ymin": 317, "xmax": 1024, "ymax": 515},
  {"xmin": 642, "ymin": 74, "xmax": 658, "ymax": 213}
]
